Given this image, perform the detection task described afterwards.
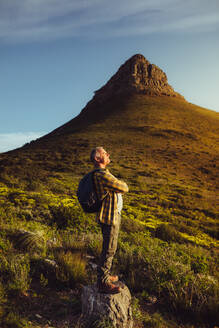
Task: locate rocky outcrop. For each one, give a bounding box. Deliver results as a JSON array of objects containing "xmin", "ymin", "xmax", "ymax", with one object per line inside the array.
[
  {"xmin": 34, "ymin": 54, "xmax": 185, "ymax": 138},
  {"xmin": 81, "ymin": 283, "xmax": 133, "ymax": 328},
  {"xmin": 91, "ymin": 54, "xmax": 184, "ymax": 104}
]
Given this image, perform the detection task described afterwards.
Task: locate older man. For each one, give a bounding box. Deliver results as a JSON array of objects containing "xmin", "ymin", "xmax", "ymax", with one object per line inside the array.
[{"xmin": 90, "ymin": 147, "xmax": 129, "ymax": 294}]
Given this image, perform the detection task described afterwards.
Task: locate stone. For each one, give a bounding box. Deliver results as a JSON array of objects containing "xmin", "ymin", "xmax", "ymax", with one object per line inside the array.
[
  {"xmin": 81, "ymin": 283, "xmax": 133, "ymax": 328},
  {"xmin": 89, "ymin": 54, "xmax": 185, "ymax": 104}
]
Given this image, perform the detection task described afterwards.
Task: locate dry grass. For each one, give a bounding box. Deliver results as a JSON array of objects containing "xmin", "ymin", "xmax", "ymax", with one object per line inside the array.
[{"xmin": 54, "ymin": 250, "xmax": 88, "ymax": 287}]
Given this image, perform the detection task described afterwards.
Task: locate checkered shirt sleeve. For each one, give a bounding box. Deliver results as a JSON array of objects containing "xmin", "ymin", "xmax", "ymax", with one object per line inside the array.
[{"xmin": 93, "ymin": 169, "xmax": 128, "ymax": 225}]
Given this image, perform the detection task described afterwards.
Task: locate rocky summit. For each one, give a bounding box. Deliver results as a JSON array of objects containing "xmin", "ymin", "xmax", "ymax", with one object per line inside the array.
[
  {"xmin": 44, "ymin": 54, "xmax": 185, "ymax": 137},
  {"xmin": 91, "ymin": 54, "xmax": 185, "ymax": 104}
]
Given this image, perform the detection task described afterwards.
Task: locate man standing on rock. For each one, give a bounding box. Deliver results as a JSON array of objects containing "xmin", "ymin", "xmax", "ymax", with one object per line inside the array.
[{"xmin": 90, "ymin": 147, "xmax": 129, "ymax": 294}]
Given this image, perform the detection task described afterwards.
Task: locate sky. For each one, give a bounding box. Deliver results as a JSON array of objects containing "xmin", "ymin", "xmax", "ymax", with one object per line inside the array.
[{"xmin": 0, "ymin": 0, "xmax": 219, "ymax": 152}]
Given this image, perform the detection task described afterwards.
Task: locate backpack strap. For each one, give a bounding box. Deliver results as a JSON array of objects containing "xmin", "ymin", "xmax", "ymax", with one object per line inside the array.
[
  {"xmin": 92, "ymin": 168, "xmax": 108, "ymax": 202},
  {"xmin": 91, "ymin": 169, "xmax": 99, "ymax": 199}
]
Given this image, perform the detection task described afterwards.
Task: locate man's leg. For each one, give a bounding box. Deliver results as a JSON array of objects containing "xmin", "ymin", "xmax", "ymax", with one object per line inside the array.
[{"xmin": 98, "ymin": 215, "xmax": 121, "ymax": 285}]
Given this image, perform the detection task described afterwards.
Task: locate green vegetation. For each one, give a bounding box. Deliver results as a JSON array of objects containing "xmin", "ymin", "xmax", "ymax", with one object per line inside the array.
[
  {"xmin": 0, "ymin": 95, "xmax": 218, "ymax": 327},
  {"xmin": 0, "ymin": 173, "xmax": 218, "ymax": 327}
]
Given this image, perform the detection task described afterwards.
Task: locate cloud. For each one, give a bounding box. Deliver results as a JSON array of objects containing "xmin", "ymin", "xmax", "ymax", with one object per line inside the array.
[
  {"xmin": 0, "ymin": 132, "xmax": 45, "ymax": 153},
  {"xmin": 0, "ymin": 0, "xmax": 219, "ymax": 43}
]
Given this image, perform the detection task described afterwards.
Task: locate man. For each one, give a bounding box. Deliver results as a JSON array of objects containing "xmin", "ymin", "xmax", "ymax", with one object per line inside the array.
[{"xmin": 90, "ymin": 147, "xmax": 129, "ymax": 294}]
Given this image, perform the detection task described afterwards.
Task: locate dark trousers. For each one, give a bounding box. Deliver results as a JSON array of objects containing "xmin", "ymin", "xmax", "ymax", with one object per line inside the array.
[{"xmin": 97, "ymin": 214, "xmax": 121, "ymax": 284}]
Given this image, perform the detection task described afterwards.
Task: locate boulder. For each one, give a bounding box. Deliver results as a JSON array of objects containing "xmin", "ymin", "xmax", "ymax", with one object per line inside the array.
[{"xmin": 81, "ymin": 283, "xmax": 133, "ymax": 328}]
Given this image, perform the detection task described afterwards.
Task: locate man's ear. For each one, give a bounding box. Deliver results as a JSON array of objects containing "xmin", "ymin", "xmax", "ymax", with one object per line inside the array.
[{"xmin": 94, "ymin": 156, "xmax": 101, "ymax": 163}]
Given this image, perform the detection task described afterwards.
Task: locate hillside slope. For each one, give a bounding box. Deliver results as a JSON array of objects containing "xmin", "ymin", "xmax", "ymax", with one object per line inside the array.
[
  {"xmin": 0, "ymin": 53, "xmax": 218, "ymax": 228},
  {"xmin": 1, "ymin": 95, "xmax": 218, "ymax": 191}
]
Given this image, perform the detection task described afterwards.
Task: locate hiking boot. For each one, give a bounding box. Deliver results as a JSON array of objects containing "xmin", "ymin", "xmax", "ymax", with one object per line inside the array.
[
  {"xmin": 97, "ymin": 282, "xmax": 121, "ymax": 294},
  {"xmin": 108, "ymin": 275, "xmax": 119, "ymax": 282}
]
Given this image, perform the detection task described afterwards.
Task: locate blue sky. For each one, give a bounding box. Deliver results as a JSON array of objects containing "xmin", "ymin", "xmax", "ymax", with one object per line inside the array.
[{"xmin": 0, "ymin": 0, "xmax": 219, "ymax": 152}]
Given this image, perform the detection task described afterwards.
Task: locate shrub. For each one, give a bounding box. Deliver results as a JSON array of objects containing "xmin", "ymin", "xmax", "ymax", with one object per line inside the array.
[
  {"xmin": 0, "ymin": 236, "xmax": 11, "ymax": 252},
  {"xmin": 115, "ymin": 233, "xmax": 219, "ymax": 325},
  {"xmin": 131, "ymin": 297, "xmax": 144, "ymax": 321},
  {"xmin": 2, "ymin": 311, "xmax": 28, "ymax": 328},
  {"xmin": 155, "ymin": 223, "xmax": 185, "ymax": 243},
  {"xmin": 0, "ymin": 281, "xmax": 7, "ymax": 320},
  {"xmin": 121, "ymin": 216, "xmax": 146, "ymax": 233},
  {"xmin": 143, "ymin": 312, "xmax": 167, "ymax": 328},
  {"xmin": 10, "ymin": 229, "xmax": 46, "ymax": 255},
  {"xmin": 55, "ymin": 231, "xmax": 102, "ymax": 257},
  {"xmin": 166, "ymin": 273, "xmax": 219, "ymax": 324},
  {"xmin": 86, "ymin": 233, "xmax": 102, "ymax": 257},
  {"xmin": 91, "ymin": 316, "xmax": 114, "ymax": 328},
  {"xmin": 54, "ymin": 250, "xmax": 88, "ymax": 287},
  {"xmin": 115, "ymin": 240, "xmax": 146, "ymax": 291},
  {"xmin": 58, "ymin": 231, "xmax": 88, "ymax": 252},
  {"xmin": 49, "ymin": 202, "xmax": 97, "ymax": 232},
  {"xmin": 190, "ymin": 254, "xmax": 208, "ymax": 274},
  {"xmin": 30, "ymin": 257, "xmax": 58, "ymax": 286},
  {"xmin": 0, "ymin": 253, "xmax": 31, "ymax": 296}
]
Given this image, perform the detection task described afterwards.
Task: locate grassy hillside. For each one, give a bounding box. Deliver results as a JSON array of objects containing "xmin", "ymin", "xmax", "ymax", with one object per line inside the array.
[
  {"xmin": 1, "ymin": 95, "xmax": 218, "ymax": 185},
  {"xmin": 0, "ymin": 95, "xmax": 218, "ymax": 327}
]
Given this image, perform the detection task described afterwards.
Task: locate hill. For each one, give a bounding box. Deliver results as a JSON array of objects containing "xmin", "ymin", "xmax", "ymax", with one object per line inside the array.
[
  {"xmin": 1, "ymin": 55, "xmax": 218, "ymax": 189},
  {"xmin": 0, "ymin": 54, "xmax": 218, "ymax": 328}
]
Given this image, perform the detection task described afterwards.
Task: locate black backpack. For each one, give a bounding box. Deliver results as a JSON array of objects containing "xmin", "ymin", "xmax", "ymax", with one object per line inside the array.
[{"xmin": 77, "ymin": 169, "xmax": 102, "ymax": 213}]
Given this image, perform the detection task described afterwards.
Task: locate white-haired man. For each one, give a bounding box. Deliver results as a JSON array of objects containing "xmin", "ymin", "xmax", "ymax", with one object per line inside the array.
[{"xmin": 90, "ymin": 147, "xmax": 129, "ymax": 294}]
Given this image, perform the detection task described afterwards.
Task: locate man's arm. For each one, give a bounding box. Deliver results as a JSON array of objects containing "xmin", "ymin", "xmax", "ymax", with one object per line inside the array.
[{"xmin": 99, "ymin": 170, "xmax": 129, "ymax": 193}]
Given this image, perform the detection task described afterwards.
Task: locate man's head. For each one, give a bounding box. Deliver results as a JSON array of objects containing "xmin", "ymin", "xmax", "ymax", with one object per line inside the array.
[{"xmin": 90, "ymin": 147, "xmax": 110, "ymax": 168}]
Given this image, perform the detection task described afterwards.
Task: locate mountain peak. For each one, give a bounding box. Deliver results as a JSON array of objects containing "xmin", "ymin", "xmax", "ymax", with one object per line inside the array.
[{"xmin": 92, "ymin": 54, "xmax": 184, "ymax": 103}]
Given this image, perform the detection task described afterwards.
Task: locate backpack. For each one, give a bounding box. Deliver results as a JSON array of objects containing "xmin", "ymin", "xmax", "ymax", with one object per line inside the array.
[{"xmin": 77, "ymin": 169, "xmax": 102, "ymax": 213}]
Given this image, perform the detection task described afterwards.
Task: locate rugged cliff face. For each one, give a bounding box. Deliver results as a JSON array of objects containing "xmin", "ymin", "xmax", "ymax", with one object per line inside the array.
[
  {"xmin": 40, "ymin": 54, "xmax": 185, "ymax": 137},
  {"xmin": 91, "ymin": 54, "xmax": 185, "ymax": 104}
]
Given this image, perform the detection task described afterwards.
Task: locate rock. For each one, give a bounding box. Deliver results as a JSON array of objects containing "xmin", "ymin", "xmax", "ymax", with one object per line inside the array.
[
  {"xmin": 35, "ymin": 314, "xmax": 42, "ymax": 319},
  {"xmin": 44, "ymin": 258, "xmax": 58, "ymax": 268},
  {"xmin": 44, "ymin": 53, "xmax": 185, "ymax": 138},
  {"xmin": 81, "ymin": 283, "xmax": 133, "ymax": 328},
  {"xmin": 89, "ymin": 54, "xmax": 185, "ymax": 104}
]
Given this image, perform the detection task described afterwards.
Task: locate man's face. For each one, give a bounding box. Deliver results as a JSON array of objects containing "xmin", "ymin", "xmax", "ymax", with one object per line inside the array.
[{"xmin": 99, "ymin": 148, "xmax": 110, "ymax": 166}]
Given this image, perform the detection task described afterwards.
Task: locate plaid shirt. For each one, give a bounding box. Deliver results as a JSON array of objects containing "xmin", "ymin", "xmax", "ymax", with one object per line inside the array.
[{"xmin": 93, "ymin": 168, "xmax": 129, "ymax": 225}]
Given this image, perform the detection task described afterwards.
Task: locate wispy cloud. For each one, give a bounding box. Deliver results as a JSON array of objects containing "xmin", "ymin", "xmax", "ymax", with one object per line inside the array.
[
  {"xmin": 0, "ymin": 0, "xmax": 219, "ymax": 43},
  {"xmin": 0, "ymin": 132, "xmax": 45, "ymax": 153}
]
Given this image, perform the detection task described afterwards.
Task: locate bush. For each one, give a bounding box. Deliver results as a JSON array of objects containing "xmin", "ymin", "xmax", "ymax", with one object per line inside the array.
[
  {"xmin": 121, "ymin": 216, "xmax": 146, "ymax": 233},
  {"xmin": 9, "ymin": 229, "xmax": 46, "ymax": 254},
  {"xmin": 0, "ymin": 281, "xmax": 7, "ymax": 320},
  {"xmin": 54, "ymin": 250, "xmax": 88, "ymax": 287},
  {"xmin": 190, "ymin": 254, "xmax": 208, "ymax": 274},
  {"xmin": 91, "ymin": 316, "xmax": 114, "ymax": 328},
  {"xmin": 166, "ymin": 273, "xmax": 219, "ymax": 324},
  {"xmin": 115, "ymin": 232, "xmax": 219, "ymax": 325},
  {"xmin": 86, "ymin": 233, "xmax": 102, "ymax": 257},
  {"xmin": 0, "ymin": 253, "xmax": 31, "ymax": 296},
  {"xmin": 115, "ymin": 240, "xmax": 146, "ymax": 291},
  {"xmin": 2, "ymin": 311, "xmax": 28, "ymax": 328},
  {"xmin": 49, "ymin": 202, "xmax": 97, "ymax": 232},
  {"xmin": 143, "ymin": 313, "xmax": 167, "ymax": 328},
  {"xmin": 58, "ymin": 231, "xmax": 87, "ymax": 252},
  {"xmin": 155, "ymin": 223, "xmax": 185, "ymax": 243}
]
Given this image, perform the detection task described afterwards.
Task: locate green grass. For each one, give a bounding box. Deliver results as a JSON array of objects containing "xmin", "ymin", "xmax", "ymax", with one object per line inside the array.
[
  {"xmin": 0, "ymin": 94, "xmax": 218, "ymax": 327},
  {"xmin": 0, "ymin": 176, "xmax": 218, "ymax": 327}
]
